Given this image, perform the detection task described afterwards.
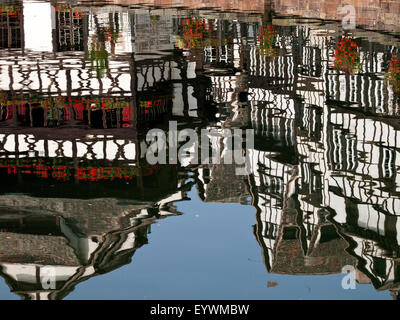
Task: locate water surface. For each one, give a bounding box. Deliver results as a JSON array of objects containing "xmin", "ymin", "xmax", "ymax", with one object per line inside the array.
[{"xmin": 0, "ymin": 0, "xmax": 399, "ymax": 300}]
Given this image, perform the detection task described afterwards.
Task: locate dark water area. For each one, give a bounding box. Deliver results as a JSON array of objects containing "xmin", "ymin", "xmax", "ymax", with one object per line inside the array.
[{"xmin": 0, "ymin": 0, "xmax": 399, "ymax": 300}]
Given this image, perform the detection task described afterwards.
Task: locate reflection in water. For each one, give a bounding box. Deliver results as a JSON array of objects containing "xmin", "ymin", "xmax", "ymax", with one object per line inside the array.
[{"xmin": 0, "ymin": 0, "xmax": 400, "ymax": 299}]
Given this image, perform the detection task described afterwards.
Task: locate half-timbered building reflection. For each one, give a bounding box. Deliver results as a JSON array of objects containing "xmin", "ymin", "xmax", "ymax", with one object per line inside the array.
[{"xmin": 0, "ymin": 0, "xmax": 400, "ymax": 299}]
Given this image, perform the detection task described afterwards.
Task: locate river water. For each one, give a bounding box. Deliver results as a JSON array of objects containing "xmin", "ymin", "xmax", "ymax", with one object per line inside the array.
[{"xmin": 0, "ymin": 0, "xmax": 399, "ymax": 300}]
